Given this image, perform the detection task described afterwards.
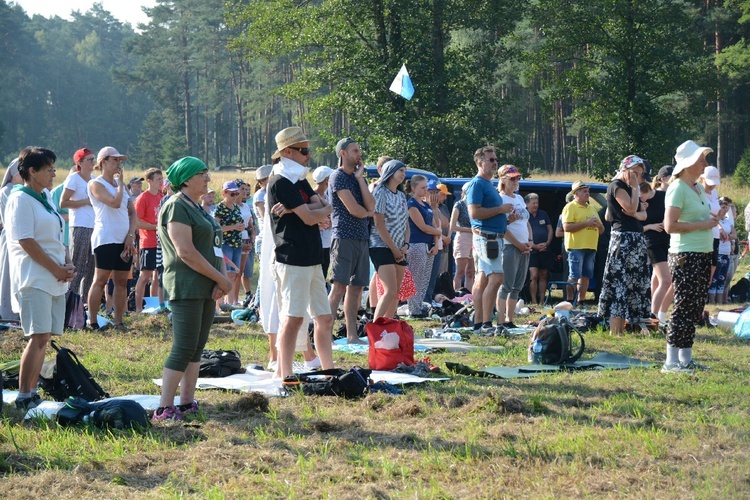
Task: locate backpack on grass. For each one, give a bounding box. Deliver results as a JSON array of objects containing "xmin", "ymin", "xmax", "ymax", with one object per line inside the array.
[
  {"xmin": 57, "ymin": 396, "xmax": 150, "ymax": 430},
  {"xmin": 282, "ymin": 367, "xmax": 372, "ymax": 399},
  {"xmin": 534, "ymin": 318, "xmax": 585, "ymax": 365},
  {"xmin": 38, "ymin": 341, "xmax": 109, "ymax": 402},
  {"xmin": 199, "ymin": 350, "xmax": 243, "ymax": 377}
]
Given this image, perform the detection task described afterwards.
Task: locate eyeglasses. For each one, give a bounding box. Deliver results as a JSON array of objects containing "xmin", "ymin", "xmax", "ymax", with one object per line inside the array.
[
  {"xmin": 484, "ymin": 158, "xmax": 498, "ymax": 163},
  {"xmin": 289, "ymin": 146, "xmax": 311, "ymax": 156}
]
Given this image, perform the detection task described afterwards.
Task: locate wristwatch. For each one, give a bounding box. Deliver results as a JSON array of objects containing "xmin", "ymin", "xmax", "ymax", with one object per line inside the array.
[{"xmin": 127, "ymin": 233, "xmax": 135, "ymax": 239}]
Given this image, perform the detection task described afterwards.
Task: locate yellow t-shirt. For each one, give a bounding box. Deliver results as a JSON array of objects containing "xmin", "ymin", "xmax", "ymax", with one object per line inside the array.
[{"xmin": 562, "ymin": 202, "xmax": 601, "ymax": 250}]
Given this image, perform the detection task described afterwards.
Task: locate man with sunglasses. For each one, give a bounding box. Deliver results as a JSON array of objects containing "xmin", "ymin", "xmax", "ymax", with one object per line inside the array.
[
  {"xmin": 327, "ymin": 137, "xmax": 375, "ymax": 343},
  {"xmin": 466, "ymin": 146, "xmax": 514, "ymax": 336},
  {"xmin": 266, "ymin": 126, "xmax": 334, "ymax": 379}
]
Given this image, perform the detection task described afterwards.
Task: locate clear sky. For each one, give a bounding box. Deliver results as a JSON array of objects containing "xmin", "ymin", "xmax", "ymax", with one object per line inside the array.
[{"xmin": 11, "ymin": 0, "xmax": 157, "ymax": 28}]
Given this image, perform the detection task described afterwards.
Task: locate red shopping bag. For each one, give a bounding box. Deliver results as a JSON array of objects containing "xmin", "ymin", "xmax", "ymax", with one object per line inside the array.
[
  {"xmin": 366, "ymin": 317, "xmax": 415, "ymax": 370},
  {"xmin": 374, "ymin": 268, "xmax": 417, "ymax": 302}
]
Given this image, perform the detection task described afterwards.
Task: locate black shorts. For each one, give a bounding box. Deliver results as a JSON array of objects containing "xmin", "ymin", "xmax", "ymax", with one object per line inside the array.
[
  {"xmin": 528, "ymin": 250, "xmax": 553, "ymax": 270},
  {"xmin": 140, "ymin": 247, "xmax": 157, "ymax": 271},
  {"xmin": 93, "ymin": 243, "xmax": 131, "ymax": 272},
  {"xmin": 647, "ymin": 245, "xmax": 669, "ymax": 265},
  {"xmin": 712, "ymin": 238, "xmax": 719, "ymax": 266},
  {"xmin": 369, "ymin": 247, "xmax": 407, "ymax": 272}
]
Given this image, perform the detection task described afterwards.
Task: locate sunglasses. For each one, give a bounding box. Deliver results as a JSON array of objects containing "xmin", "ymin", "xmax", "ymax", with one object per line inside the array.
[
  {"xmin": 229, "ymin": 192, "xmax": 240, "ymax": 197},
  {"xmin": 288, "ymin": 146, "xmax": 311, "ymax": 156}
]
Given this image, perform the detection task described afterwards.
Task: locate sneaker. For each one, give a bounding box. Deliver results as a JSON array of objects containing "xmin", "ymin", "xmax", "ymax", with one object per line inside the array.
[
  {"xmin": 304, "ymin": 356, "xmax": 322, "ymax": 371},
  {"xmin": 267, "ymin": 360, "xmax": 278, "ymax": 372},
  {"xmin": 151, "ymin": 405, "xmax": 184, "ymax": 422},
  {"xmin": 15, "ymin": 394, "xmax": 42, "ymax": 410},
  {"xmin": 661, "ymin": 362, "xmax": 694, "ymax": 374},
  {"xmin": 502, "ymin": 321, "xmax": 518, "ymax": 329},
  {"xmin": 177, "ymin": 400, "xmax": 199, "ymax": 415},
  {"xmin": 479, "ymin": 325, "xmax": 501, "ymax": 336},
  {"xmin": 681, "ymin": 360, "xmax": 708, "ymax": 371}
]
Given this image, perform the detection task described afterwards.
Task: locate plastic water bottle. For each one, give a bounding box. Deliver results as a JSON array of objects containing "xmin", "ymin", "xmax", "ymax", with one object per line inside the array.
[
  {"xmin": 531, "ymin": 339, "xmax": 542, "ymax": 364},
  {"xmin": 443, "ymin": 331, "xmax": 462, "ymax": 341}
]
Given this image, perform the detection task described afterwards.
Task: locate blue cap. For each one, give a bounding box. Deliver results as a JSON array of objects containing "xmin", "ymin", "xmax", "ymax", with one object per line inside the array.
[
  {"xmin": 222, "ymin": 181, "xmax": 239, "ymax": 191},
  {"xmin": 427, "ymin": 179, "xmax": 439, "ymax": 191}
]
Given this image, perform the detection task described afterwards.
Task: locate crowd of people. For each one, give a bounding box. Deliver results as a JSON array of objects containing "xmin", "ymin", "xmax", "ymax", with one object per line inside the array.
[{"xmin": 0, "ymin": 134, "xmax": 741, "ymax": 418}]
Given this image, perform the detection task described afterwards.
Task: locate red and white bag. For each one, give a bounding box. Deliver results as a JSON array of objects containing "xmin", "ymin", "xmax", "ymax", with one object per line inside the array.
[{"xmin": 366, "ymin": 317, "xmax": 415, "ymax": 370}]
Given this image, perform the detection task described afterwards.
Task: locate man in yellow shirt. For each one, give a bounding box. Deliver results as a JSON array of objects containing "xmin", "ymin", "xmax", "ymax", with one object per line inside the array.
[{"xmin": 562, "ymin": 181, "xmax": 604, "ymax": 302}]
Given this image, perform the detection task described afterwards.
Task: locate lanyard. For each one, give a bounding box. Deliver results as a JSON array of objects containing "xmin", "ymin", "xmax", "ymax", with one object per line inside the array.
[{"xmin": 179, "ymin": 192, "xmax": 223, "ymax": 246}]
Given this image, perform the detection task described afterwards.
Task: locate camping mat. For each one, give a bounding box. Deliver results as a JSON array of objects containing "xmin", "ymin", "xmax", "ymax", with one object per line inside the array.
[
  {"xmin": 154, "ymin": 367, "xmax": 449, "ymax": 397},
  {"xmin": 414, "ymin": 337, "xmax": 505, "ymax": 353},
  {"xmin": 449, "ymin": 352, "xmax": 654, "ymax": 379},
  {"xmin": 332, "ymin": 337, "xmax": 432, "ymax": 354}
]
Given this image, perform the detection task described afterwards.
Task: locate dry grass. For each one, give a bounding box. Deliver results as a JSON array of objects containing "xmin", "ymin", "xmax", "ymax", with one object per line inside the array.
[{"xmin": 2, "ymin": 296, "xmax": 750, "ymax": 497}]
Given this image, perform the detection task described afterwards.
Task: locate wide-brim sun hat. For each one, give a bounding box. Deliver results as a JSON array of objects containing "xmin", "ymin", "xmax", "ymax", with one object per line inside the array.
[
  {"xmin": 97, "ymin": 146, "xmax": 128, "ymax": 163},
  {"xmin": 673, "ymin": 140, "xmax": 713, "ymax": 177},
  {"xmin": 569, "ymin": 180, "xmax": 589, "ymax": 196},
  {"xmin": 272, "ymin": 126, "xmax": 310, "ymax": 158}
]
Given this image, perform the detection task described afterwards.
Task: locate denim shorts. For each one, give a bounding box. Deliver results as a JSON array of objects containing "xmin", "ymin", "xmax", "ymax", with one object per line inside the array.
[
  {"xmin": 567, "ymin": 249, "xmax": 596, "ymax": 280},
  {"xmin": 222, "ymin": 244, "xmax": 243, "ymax": 273},
  {"xmin": 472, "ymin": 234, "xmax": 504, "ymax": 276}
]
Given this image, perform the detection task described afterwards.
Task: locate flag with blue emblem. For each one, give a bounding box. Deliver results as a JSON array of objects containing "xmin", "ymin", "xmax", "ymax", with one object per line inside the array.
[{"xmin": 389, "ymin": 64, "xmax": 414, "ymax": 100}]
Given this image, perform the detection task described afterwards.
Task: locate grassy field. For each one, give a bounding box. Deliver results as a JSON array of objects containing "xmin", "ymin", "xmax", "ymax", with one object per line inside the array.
[
  {"xmin": 1, "ymin": 167, "xmax": 750, "ymax": 497},
  {"xmin": 2, "ymin": 298, "xmax": 750, "ymax": 498}
]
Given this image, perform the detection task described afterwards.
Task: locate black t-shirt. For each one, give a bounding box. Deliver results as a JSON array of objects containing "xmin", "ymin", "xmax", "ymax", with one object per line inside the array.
[
  {"xmin": 267, "ymin": 175, "xmax": 323, "ymax": 266},
  {"xmin": 606, "ymin": 179, "xmax": 643, "ymax": 233},
  {"xmin": 643, "ymin": 190, "xmax": 669, "ymax": 249}
]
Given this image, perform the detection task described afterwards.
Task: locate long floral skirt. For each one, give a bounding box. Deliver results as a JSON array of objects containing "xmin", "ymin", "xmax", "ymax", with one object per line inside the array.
[{"xmin": 597, "ymin": 231, "xmax": 652, "ymax": 323}]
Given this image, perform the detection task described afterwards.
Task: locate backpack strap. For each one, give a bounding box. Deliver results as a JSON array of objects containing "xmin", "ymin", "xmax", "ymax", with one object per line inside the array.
[{"xmin": 567, "ymin": 325, "xmax": 585, "ymax": 363}]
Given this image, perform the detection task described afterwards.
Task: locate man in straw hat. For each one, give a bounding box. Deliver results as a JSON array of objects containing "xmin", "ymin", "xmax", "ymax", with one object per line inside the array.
[
  {"xmin": 264, "ymin": 126, "xmax": 334, "ymax": 378},
  {"xmin": 561, "ymin": 180, "xmax": 604, "ymax": 303}
]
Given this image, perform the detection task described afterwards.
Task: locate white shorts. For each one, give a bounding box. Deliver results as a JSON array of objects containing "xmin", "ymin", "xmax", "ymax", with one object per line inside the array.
[
  {"xmin": 17, "ymin": 287, "xmax": 65, "ymax": 336},
  {"xmin": 271, "ymin": 261, "xmax": 331, "ymax": 319}
]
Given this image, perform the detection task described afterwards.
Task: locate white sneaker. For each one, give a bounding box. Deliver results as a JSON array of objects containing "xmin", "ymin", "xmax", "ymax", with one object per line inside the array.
[
  {"xmin": 661, "ymin": 362, "xmax": 693, "ymax": 374},
  {"xmin": 267, "ymin": 360, "xmax": 278, "ymax": 372},
  {"xmin": 304, "ymin": 356, "xmax": 322, "ymax": 371}
]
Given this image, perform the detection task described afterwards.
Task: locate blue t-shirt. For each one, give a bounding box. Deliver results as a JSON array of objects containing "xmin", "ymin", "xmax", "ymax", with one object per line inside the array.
[
  {"xmin": 465, "ymin": 176, "xmax": 507, "ymax": 234},
  {"xmin": 328, "ymin": 168, "xmax": 369, "ymax": 240},
  {"xmin": 408, "ymin": 197, "xmax": 434, "ymax": 245},
  {"xmin": 529, "ymin": 209, "xmax": 551, "ymax": 246}
]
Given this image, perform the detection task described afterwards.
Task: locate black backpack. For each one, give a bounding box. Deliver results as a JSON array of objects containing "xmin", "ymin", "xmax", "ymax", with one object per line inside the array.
[
  {"xmin": 434, "ymin": 272, "xmax": 455, "ymax": 299},
  {"xmin": 199, "ymin": 350, "xmax": 243, "ymax": 377},
  {"xmin": 730, "ymin": 277, "xmax": 750, "ymax": 302},
  {"xmin": 57, "ymin": 396, "xmax": 150, "ymax": 430},
  {"xmin": 282, "ymin": 367, "xmax": 372, "ymax": 399},
  {"xmin": 537, "ymin": 318, "xmax": 585, "ymax": 365},
  {"xmin": 38, "ymin": 341, "xmax": 109, "ymax": 402}
]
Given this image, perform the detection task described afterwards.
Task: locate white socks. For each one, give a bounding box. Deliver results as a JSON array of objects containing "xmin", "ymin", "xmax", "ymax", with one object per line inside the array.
[
  {"xmin": 678, "ymin": 348, "xmax": 692, "ymax": 365},
  {"xmin": 666, "ymin": 344, "xmax": 679, "ymax": 364},
  {"xmin": 657, "ymin": 311, "xmax": 667, "ymax": 323}
]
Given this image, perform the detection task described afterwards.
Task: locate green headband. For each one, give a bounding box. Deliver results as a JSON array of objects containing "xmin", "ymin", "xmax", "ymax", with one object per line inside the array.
[{"xmin": 166, "ymin": 156, "xmax": 207, "ymax": 192}]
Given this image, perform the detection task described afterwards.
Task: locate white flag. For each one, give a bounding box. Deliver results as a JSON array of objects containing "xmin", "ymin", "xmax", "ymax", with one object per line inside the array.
[{"xmin": 389, "ymin": 64, "xmax": 414, "ymax": 100}]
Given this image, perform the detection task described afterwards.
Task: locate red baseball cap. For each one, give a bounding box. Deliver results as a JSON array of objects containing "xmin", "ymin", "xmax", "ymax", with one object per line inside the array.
[{"xmin": 73, "ymin": 148, "xmax": 93, "ymax": 163}]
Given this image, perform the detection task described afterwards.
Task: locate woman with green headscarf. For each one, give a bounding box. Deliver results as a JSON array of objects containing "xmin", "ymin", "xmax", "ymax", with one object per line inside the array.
[{"xmin": 153, "ymin": 156, "xmax": 233, "ymax": 422}]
